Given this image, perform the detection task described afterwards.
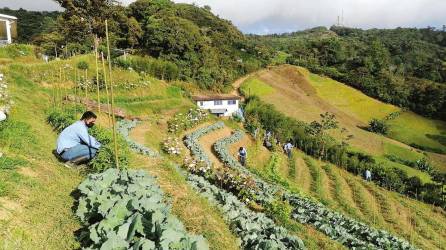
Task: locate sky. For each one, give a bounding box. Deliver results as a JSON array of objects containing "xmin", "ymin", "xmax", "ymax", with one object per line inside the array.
[{"xmin": 1, "ymin": 0, "xmax": 446, "ymax": 34}]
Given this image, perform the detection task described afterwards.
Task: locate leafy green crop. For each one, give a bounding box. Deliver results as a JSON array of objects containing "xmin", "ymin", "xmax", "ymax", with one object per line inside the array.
[
  {"xmin": 117, "ymin": 120, "xmax": 159, "ymax": 158},
  {"xmin": 211, "ymin": 126, "xmax": 418, "ymax": 250},
  {"xmin": 76, "ymin": 168, "xmax": 208, "ymax": 250},
  {"xmin": 184, "ymin": 123, "xmax": 304, "ymax": 249}
]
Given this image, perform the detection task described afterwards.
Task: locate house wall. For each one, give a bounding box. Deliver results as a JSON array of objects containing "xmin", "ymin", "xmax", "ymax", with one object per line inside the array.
[{"xmin": 196, "ymin": 99, "xmax": 239, "ymax": 117}]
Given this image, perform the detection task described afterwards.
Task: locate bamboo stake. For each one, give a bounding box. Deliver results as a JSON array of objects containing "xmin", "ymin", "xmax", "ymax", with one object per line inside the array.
[
  {"xmin": 58, "ymin": 67, "xmax": 62, "ymax": 108},
  {"xmin": 105, "ymin": 20, "xmax": 120, "ymax": 169},
  {"xmin": 84, "ymin": 68, "xmax": 88, "ymax": 109},
  {"xmin": 101, "ymin": 52, "xmax": 112, "ymax": 126},
  {"xmin": 95, "ymin": 36, "xmax": 101, "ymax": 113},
  {"xmin": 74, "ymin": 67, "xmax": 78, "ymax": 116}
]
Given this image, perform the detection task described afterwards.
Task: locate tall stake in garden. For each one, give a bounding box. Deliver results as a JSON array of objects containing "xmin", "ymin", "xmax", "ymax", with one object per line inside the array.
[
  {"xmin": 84, "ymin": 68, "xmax": 88, "ymax": 109},
  {"xmin": 94, "ymin": 36, "xmax": 101, "ymax": 113},
  {"xmin": 101, "ymin": 52, "xmax": 112, "ymax": 126},
  {"xmin": 105, "ymin": 20, "xmax": 120, "ymax": 169},
  {"xmin": 74, "ymin": 67, "xmax": 78, "ymax": 116}
]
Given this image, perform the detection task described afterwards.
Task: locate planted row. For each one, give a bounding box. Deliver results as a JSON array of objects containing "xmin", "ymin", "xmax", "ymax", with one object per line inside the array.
[
  {"xmin": 244, "ymin": 96, "xmax": 445, "ymax": 208},
  {"xmin": 117, "ymin": 119, "xmax": 159, "ymax": 158},
  {"xmin": 213, "ymin": 128, "xmax": 417, "ymax": 250},
  {"xmin": 47, "ymin": 108, "xmax": 130, "ymax": 172},
  {"xmin": 183, "ymin": 121, "xmax": 224, "ymax": 167},
  {"xmin": 168, "ymin": 108, "xmax": 209, "ymax": 134},
  {"xmin": 187, "ymin": 174, "xmax": 305, "ymax": 250},
  {"xmin": 184, "ymin": 123, "xmax": 303, "ymax": 249},
  {"xmin": 76, "ymin": 168, "xmax": 208, "ymax": 249}
]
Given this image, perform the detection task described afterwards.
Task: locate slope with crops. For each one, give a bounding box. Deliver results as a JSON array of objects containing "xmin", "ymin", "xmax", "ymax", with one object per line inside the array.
[
  {"xmin": 0, "ymin": 45, "xmax": 241, "ymax": 249},
  {"xmin": 240, "ymin": 66, "xmax": 446, "ymax": 207},
  {"xmin": 198, "ymin": 120, "xmax": 446, "ymax": 249}
]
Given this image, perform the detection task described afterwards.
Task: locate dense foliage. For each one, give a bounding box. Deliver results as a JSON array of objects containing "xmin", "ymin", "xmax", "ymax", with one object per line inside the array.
[
  {"xmin": 244, "ymin": 96, "xmax": 445, "ymax": 208},
  {"xmin": 76, "ymin": 168, "xmax": 208, "ymax": 249},
  {"xmin": 0, "ymin": 8, "xmax": 60, "ymax": 43},
  {"xmin": 250, "ymin": 26, "xmax": 446, "ymax": 120},
  {"xmin": 47, "ymin": 108, "xmax": 130, "ymax": 172},
  {"xmin": 35, "ymin": 0, "xmax": 270, "ymax": 90},
  {"xmin": 211, "ymin": 125, "xmax": 417, "ymax": 249}
]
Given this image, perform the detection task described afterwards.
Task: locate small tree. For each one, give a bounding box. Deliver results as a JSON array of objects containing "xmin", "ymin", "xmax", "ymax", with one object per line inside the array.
[{"xmin": 368, "ymin": 118, "xmax": 388, "ymax": 135}]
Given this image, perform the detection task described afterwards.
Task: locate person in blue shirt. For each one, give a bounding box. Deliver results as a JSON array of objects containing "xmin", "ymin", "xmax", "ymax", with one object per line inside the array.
[{"xmin": 56, "ymin": 111, "xmax": 101, "ymax": 166}]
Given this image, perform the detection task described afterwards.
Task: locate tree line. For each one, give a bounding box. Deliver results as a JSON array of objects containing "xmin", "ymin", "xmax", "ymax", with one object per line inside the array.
[{"xmin": 7, "ymin": 0, "xmax": 271, "ymax": 91}]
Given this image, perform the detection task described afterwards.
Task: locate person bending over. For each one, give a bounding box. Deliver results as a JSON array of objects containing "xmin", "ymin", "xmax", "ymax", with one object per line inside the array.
[{"xmin": 56, "ymin": 111, "xmax": 101, "ymax": 166}]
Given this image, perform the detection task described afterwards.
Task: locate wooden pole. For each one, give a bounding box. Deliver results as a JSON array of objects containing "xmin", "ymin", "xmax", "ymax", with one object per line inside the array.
[
  {"xmin": 105, "ymin": 20, "xmax": 120, "ymax": 169},
  {"xmin": 101, "ymin": 52, "xmax": 112, "ymax": 126},
  {"xmin": 74, "ymin": 67, "xmax": 78, "ymax": 116},
  {"xmin": 95, "ymin": 36, "xmax": 101, "ymax": 113},
  {"xmin": 84, "ymin": 68, "xmax": 88, "ymax": 109},
  {"xmin": 58, "ymin": 67, "xmax": 62, "ymax": 108}
]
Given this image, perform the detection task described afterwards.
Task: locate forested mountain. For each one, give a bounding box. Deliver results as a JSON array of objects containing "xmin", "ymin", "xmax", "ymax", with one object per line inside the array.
[
  {"xmin": 0, "ymin": 8, "xmax": 60, "ymax": 43},
  {"xmin": 31, "ymin": 0, "xmax": 271, "ymax": 90},
  {"xmin": 250, "ymin": 26, "xmax": 446, "ymax": 121}
]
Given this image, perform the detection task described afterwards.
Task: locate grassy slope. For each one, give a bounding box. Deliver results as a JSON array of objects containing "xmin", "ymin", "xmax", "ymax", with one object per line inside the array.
[
  {"xmin": 0, "ymin": 64, "xmax": 82, "ymax": 249},
  {"xmin": 0, "ymin": 48, "xmax": 239, "ymax": 249},
  {"xmin": 240, "ymin": 134, "xmax": 446, "ymax": 250},
  {"xmin": 241, "ymin": 65, "xmax": 444, "ymax": 177}
]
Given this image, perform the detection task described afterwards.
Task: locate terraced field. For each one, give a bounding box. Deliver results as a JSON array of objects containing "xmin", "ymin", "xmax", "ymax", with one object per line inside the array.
[
  {"xmin": 187, "ymin": 122, "xmax": 446, "ymax": 249},
  {"xmin": 240, "ymin": 65, "xmax": 446, "ymax": 175}
]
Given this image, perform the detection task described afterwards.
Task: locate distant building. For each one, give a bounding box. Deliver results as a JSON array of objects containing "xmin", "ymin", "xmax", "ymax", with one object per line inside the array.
[
  {"xmin": 193, "ymin": 94, "xmax": 241, "ymax": 117},
  {"xmin": 0, "ymin": 14, "xmax": 18, "ymax": 45}
]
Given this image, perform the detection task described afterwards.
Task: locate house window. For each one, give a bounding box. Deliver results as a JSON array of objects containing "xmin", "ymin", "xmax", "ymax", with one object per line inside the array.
[
  {"xmin": 228, "ymin": 100, "xmax": 237, "ymax": 105},
  {"xmin": 214, "ymin": 100, "xmax": 223, "ymax": 105},
  {"xmin": 199, "ymin": 101, "xmax": 204, "ymax": 106}
]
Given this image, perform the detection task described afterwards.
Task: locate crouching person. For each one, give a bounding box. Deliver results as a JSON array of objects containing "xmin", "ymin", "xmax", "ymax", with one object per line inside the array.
[{"xmin": 56, "ymin": 111, "xmax": 101, "ymax": 167}]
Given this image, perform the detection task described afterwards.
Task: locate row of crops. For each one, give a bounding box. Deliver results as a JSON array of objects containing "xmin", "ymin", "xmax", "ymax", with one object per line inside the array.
[
  {"xmin": 76, "ymin": 168, "xmax": 207, "ymax": 249},
  {"xmin": 46, "ymin": 110, "xmax": 209, "ymax": 249},
  {"xmin": 210, "ymin": 125, "xmax": 418, "ymax": 250},
  {"xmin": 117, "ymin": 119, "xmax": 159, "ymax": 158},
  {"xmin": 183, "ymin": 122, "xmax": 305, "ymax": 249}
]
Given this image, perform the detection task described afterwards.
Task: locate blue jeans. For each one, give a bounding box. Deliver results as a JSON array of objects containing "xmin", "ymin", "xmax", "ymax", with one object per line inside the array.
[{"xmin": 60, "ymin": 144, "xmax": 98, "ymax": 162}]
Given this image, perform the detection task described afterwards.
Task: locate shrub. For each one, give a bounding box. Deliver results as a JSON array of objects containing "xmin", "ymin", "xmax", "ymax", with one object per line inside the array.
[{"xmin": 368, "ymin": 118, "xmax": 389, "ymax": 135}]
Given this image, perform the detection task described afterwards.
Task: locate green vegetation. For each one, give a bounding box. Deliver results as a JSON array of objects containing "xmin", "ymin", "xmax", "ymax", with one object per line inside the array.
[
  {"xmin": 75, "ymin": 168, "xmax": 208, "ymax": 249},
  {"xmin": 240, "ymin": 77, "xmax": 275, "ymax": 97},
  {"xmin": 250, "ymin": 26, "xmax": 446, "ymax": 121},
  {"xmin": 244, "ymin": 96, "xmax": 445, "ymax": 208},
  {"xmin": 0, "ymin": 8, "xmax": 60, "ymax": 43},
  {"xmin": 387, "ymin": 112, "xmax": 446, "ymax": 154}
]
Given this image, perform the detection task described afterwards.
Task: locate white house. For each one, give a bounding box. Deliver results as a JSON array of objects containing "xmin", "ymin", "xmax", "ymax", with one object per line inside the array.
[
  {"xmin": 0, "ymin": 14, "xmax": 17, "ymax": 45},
  {"xmin": 193, "ymin": 94, "xmax": 241, "ymax": 117}
]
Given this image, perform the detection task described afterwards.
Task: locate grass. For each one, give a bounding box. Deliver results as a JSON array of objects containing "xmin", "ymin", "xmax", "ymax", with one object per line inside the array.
[
  {"xmin": 0, "ymin": 63, "xmax": 83, "ymax": 249},
  {"xmin": 306, "ymin": 70, "xmax": 399, "ymax": 123},
  {"xmin": 387, "ymin": 111, "xmax": 446, "ymax": 153},
  {"xmin": 240, "ymin": 77, "xmax": 275, "ymax": 97},
  {"xmin": 383, "ymin": 142, "xmax": 425, "ymax": 162}
]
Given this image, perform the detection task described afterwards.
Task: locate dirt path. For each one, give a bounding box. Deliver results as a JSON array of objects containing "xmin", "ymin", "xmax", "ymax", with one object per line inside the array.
[{"xmin": 198, "ymin": 126, "xmax": 233, "ymax": 166}]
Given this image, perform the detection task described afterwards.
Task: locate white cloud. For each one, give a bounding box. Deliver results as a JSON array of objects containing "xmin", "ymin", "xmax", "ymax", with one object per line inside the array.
[
  {"xmin": 171, "ymin": 0, "xmax": 446, "ymax": 34},
  {"xmin": 2, "ymin": 0, "xmax": 445, "ymax": 34}
]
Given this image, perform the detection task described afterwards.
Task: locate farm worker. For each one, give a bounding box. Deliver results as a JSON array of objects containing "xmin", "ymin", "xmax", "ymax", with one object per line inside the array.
[
  {"xmin": 56, "ymin": 111, "xmax": 101, "ymax": 167},
  {"xmin": 284, "ymin": 141, "xmax": 294, "ymax": 158},
  {"xmin": 365, "ymin": 169, "xmax": 372, "ymax": 181},
  {"xmin": 238, "ymin": 147, "xmax": 247, "ymax": 166}
]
